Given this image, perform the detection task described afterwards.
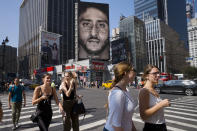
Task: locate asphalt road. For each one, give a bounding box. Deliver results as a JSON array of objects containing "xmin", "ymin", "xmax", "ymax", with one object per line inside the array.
[{"xmin": 0, "ymin": 87, "xmax": 197, "ymax": 131}]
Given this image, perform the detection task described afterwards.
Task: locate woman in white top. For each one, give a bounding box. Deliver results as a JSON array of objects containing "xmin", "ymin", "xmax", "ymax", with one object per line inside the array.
[
  {"xmin": 104, "ymin": 61, "xmax": 137, "ymax": 131},
  {"xmin": 139, "ymin": 64, "xmax": 171, "ymax": 131}
]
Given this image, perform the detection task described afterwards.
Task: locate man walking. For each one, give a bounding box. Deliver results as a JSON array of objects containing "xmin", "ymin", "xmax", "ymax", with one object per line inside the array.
[{"xmin": 8, "ymin": 78, "xmax": 26, "ymax": 130}]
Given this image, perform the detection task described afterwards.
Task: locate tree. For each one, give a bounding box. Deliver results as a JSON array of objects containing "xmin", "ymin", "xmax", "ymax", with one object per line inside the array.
[{"xmin": 183, "ymin": 66, "xmax": 197, "ymax": 79}]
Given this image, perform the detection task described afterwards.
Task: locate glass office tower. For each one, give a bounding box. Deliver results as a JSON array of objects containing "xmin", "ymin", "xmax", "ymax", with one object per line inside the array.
[{"xmin": 134, "ymin": 0, "xmax": 188, "ymax": 46}]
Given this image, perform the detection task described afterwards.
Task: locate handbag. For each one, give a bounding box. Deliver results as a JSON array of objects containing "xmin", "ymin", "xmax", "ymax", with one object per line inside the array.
[
  {"xmin": 72, "ymin": 99, "xmax": 86, "ymax": 115},
  {"xmin": 30, "ymin": 109, "xmax": 40, "ymax": 122}
]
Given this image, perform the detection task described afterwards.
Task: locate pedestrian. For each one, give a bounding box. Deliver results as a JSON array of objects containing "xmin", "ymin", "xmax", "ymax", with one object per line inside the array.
[
  {"xmin": 51, "ymin": 80, "xmax": 56, "ymax": 89},
  {"xmin": 60, "ymin": 71, "xmax": 82, "ymax": 131},
  {"xmin": 72, "ymin": 72, "xmax": 79, "ymax": 88},
  {"xmin": 0, "ymin": 100, "xmax": 3, "ymax": 123},
  {"xmin": 104, "ymin": 61, "xmax": 137, "ymax": 131},
  {"xmin": 8, "ymin": 77, "xmax": 26, "ymax": 130},
  {"xmin": 138, "ymin": 64, "xmax": 171, "ymax": 131},
  {"xmin": 32, "ymin": 73, "xmax": 64, "ymax": 131}
]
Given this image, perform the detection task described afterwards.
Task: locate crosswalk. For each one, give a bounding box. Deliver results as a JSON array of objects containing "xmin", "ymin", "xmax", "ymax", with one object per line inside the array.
[{"xmin": 0, "ymin": 95, "xmax": 197, "ymax": 131}]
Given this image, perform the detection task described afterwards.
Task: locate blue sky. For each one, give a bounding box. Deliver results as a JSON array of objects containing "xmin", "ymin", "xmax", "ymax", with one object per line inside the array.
[{"xmin": 0, "ymin": 0, "xmax": 134, "ymax": 48}]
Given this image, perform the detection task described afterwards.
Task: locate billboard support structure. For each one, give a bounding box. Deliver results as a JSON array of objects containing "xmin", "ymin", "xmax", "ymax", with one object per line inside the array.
[{"xmin": 75, "ymin": 1, "xmax": 79, "ymax": 62}]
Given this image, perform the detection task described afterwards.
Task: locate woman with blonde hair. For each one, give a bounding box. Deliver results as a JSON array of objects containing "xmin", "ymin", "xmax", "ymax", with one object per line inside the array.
[
  {"xmin": 32, "ymin": 73, "xmax": 64, "ymax": 131},
  {"xmin": 104, "ymin": 61, "xmax": 137, "ymax": 131},
  {"xmin": 139, "ymin": 64, "xmax": 170, "ymax": 131},
  {"xmin": 60, "ymin": 71, "xmax": 80, "ymax": 131}
]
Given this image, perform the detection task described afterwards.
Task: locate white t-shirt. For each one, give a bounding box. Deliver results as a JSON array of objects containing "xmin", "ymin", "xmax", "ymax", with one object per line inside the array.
[
  {"xmin": 105, "ymin": 88, "xmax": 137, "ymax": 131},
  {"xmin": 145, "ymin": 93, "xmax": 165, "ymax": 124}
]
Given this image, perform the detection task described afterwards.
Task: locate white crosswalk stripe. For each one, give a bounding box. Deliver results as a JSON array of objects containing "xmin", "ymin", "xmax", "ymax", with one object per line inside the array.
[{"xmin": 1, "ymin": 95, "xmax": 197, "ymax": 131}]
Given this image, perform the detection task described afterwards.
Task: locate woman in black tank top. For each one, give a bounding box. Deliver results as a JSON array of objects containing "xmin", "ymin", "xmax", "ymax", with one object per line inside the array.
[
  {"xmin": 32, "ymin": 73, "xmax": 64, "ymax": 131},
  {"xmin": 60, "ymin": 71, "xmax": 79, "ymax": 131}
]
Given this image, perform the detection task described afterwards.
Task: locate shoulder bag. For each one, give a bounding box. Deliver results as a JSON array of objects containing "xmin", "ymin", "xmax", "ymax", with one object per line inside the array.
[
  {"xmin": 30, "ymin": 109, "xmax": 40, "ymax": 122},
  {"xmin": 72, "ymin": 98, "xmax": 86, "ymax": 115}
]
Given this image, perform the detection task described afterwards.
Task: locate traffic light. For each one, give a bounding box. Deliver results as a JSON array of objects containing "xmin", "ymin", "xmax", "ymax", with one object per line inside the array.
[{"xmin": 159, "ymin": 56, "xmax": 163, "ymax": 61}]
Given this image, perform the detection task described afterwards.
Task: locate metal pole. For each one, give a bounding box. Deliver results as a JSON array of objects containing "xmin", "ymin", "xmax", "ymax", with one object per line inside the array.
[{"xmin": 2, "ymin": 43, "xmax": 5, "ymax": 82}]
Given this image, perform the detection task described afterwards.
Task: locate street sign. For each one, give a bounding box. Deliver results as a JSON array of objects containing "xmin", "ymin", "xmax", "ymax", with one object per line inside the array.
[{"xmin": 186, "ymin": 57, "xmax": 193, "ymax": 62}]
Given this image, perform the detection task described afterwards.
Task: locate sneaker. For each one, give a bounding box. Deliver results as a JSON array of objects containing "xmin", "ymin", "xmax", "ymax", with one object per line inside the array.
[
  {"xmin": 12, "ymin": 125, "xmax": 17, "ymax": 130},
  {"xmin": 16, "ymin": 123, "xmax": 20, "ymax": 128}
]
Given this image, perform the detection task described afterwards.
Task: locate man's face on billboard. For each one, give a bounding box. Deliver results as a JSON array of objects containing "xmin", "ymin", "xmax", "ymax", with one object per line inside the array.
[{"xmin": 79, "ymin": 7, "xmax": 109, "ymax": 54}]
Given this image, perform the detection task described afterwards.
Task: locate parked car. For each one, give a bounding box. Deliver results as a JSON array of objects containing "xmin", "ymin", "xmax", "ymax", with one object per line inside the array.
[
  {"xmin": 102, "ymin": 80, "xmax": 112, "ymax": 89},
  {"xmin": 154, "ymin": 80, "xmax": 197, "ymax": 96}
]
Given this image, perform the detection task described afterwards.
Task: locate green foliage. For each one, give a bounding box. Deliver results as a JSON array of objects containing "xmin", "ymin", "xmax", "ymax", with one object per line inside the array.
[{"xmin": 183, "ymin": 66, "xmax": 197, "ymax": 79}]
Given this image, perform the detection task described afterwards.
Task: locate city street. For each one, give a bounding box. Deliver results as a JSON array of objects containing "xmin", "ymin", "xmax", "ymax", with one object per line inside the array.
[{"xmin": 0, "ymin": 87, "xmax": 197, "ymax": 131}]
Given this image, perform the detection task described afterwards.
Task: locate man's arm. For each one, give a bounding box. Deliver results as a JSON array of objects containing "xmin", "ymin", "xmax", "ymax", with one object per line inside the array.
[
  {"xmin": 22, "ymin": 90, "xmax": 26, "ymax": 107},
  {"xmin": 8, "ymin": 92, "xmax": 11, "ymax": 109},
  {"xmin": 0, "ymin": 101, "xmax": 3, "ymax": 122}
]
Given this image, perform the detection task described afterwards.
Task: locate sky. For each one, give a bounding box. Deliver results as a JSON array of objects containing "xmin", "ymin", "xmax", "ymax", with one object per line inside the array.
[{"xmin": 0, "ymin": 0, "xmax": 134, "ymax": 48}]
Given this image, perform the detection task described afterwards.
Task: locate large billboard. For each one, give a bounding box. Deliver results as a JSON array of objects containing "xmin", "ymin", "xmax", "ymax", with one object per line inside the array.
[
  {"xmin": 78, "ymin": 2, "xmax": 109, "ymax": 60},
  {"xmin": 40, "ymin": 31, "xmax": 61, "ymax": 67}
]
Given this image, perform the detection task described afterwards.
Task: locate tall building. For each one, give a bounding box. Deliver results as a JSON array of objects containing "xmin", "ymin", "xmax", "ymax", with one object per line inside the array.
[
  {"xmin": 146, "ymin": 19, "xmax": 188, "ymax": 73},
  {"xmin": 188, "ymin": 18, "xmax": 197, "ymax": 67},
  {"xmin": 18, "ymin": 0, "xmax": 76, "ymax": 78},
  {"xmin": 0, "ymin": 45, "xmax": 17, "ymax": 82},
  {"xmin": 134, "ymin": 0, "xmax": 188, "ymax": 46},
  {"xmin": 186, "ymin": 0, "xmax": 196, "ymax": 19},
  {"xmin": 119, "ymin": 16, "xmax": 147, "ymax": 73}
]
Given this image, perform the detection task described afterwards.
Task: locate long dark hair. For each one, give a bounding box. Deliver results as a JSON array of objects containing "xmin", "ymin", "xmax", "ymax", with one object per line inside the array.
[{"xmin": 52, "ymin": 43, "xmax": 57, "ymax": 50}]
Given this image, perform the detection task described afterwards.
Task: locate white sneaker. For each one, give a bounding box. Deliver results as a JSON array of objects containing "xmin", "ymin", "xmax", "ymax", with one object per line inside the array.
[
  {"xmin": 12, "ymin": 125, "xmax": 17, "ymax": 130},
  {"xmin": 16, "ymin": 123, "xmax": 20, "ymax": 128}
]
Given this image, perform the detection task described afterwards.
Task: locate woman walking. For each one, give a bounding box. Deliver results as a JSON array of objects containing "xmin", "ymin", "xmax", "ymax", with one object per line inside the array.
[
  {"xmin": 139, "ymin": 64, "xmax": 171, "ymax": 131},
  {"xmin": 104, "ymin": 61, "xmax": 137, "ymax": 131},
  {"xmin": 32, "ymin": 73, "xmax": 64, "ymax": 131},
  {"xmin": 60, "ymin": 71, "xmax": 80, "ymax": 131}
]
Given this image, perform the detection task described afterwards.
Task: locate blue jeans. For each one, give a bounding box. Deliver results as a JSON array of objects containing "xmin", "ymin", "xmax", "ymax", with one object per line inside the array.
[{"xmin": 103, "ymin": 126, "xmax": 109, "ymax": 131}]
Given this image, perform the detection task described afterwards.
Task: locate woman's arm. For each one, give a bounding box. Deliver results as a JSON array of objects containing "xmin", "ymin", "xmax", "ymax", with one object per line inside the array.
[
  {"xmin": 32, "ymin": 86, "xmax": 47, "ymax": 105},
  {"xmin": 52, "ymin": 88, "xmax": 64, "ymax": 113},
  {"xmin": 139, "ymin": 88, "xmax": 169, "ymax": 121},
  {"xmin": 61, "ymin": 80, "xmax": 74, "ymax": 97}
]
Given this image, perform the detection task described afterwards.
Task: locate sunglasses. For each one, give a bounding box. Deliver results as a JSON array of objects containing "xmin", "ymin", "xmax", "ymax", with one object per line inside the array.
[{"xmin": 65, "ymin": 76, "xmax": 70, "ymax": 77}]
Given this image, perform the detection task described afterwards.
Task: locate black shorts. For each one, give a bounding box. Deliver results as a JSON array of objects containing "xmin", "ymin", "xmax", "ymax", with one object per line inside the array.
[{"xmin": 143, "ymin": 122, "xmax": 167, "ymax": 131}]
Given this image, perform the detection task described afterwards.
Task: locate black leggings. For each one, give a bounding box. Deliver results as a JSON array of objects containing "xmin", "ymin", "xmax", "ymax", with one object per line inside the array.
[
  {"xmin": 37, "ymin": 116, "xmax": 51, "ymax": 131},
  {"xmin": 143, "ymin": 123, "xmax": 167, "ymax": 131}
]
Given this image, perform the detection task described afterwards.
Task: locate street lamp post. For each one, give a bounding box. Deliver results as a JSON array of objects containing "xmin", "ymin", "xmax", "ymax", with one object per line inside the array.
[{"xmin": 1, "ymin": 37, "xmax": 9, "ymax": 82}]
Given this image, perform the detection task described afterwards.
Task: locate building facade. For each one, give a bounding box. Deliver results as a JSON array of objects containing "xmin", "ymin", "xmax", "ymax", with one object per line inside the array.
[
  {"xmin": 188, "ymin": 18, "xmax": 197, "ymax": 67},
  {"xmin": 18, "ymin": 0, "xmax": 76, "ymax": 78},
  {"xmin": 134, "ymin": 0, "xmax": 188, "ymax": 46},
  {"xmin": 0, "ymin": 45, "xmax": 17, "ymax": 82},
  {"xmin": 146, "ymin": 19, "xmax": 188, "ymax": 73},
  {"xmin": 119, "ymin": 16, "xmax": 147, "ymax": 73}
]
